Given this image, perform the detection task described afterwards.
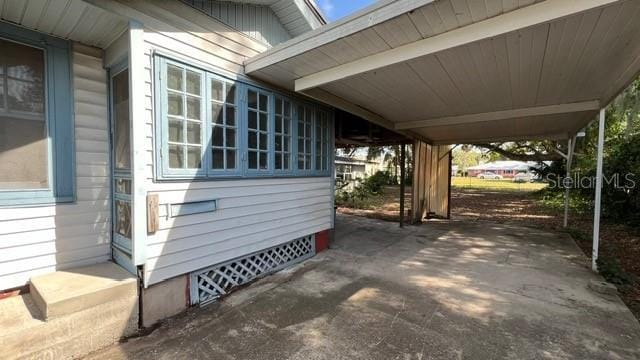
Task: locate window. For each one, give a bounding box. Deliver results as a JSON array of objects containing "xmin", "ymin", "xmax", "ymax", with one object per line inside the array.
[
  {"xmin": 165, "ymin": 64, "xmax": 204, "ymax": 172},
  {"xmin": 113, "ymin": 69, "xmax": 131, "ymax": 172},
  {"xmin": 297, "ymin": 105, "xmax": 313, "ymax": 171},
  {"xmin": 155, "ymin": 56, "xmax": 332, "ymax": 179},
  {"xmin": 0, "ymin": 24, "xmax": 73, "ymax": 205},
  {"xmin": 209, "ymin": 76, "xmax": 237, "ymax": 173},
  {"xmin": 315, "ymin": 110, "xmax": 330, "ymax": 172},
  {"xmin": 247, "ymin": 88, "xmax": 270, "ymax": 172},
  {"xmin": 111, "ymin": 66, "xmax": 132, "ymax": 249},
  {"xmin": 274, "ymin": 97, "xmax": 291, "ymax": 172}
]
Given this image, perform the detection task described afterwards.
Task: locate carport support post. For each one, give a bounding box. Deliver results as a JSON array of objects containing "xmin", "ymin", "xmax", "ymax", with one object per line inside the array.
[
  {"xmin": 563, "ymin": 136, "xmax": 576, "ymax": 228},
  {"xmin": 399, "ymin": 144, "xmax": 406, "ymax": 228},
  {"xmin": 592, "ymin": 109, "xmax": 606, "ymax": 272}
]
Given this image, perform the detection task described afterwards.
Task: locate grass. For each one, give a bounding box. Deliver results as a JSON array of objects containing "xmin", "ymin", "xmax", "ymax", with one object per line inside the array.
[{"xmin": 452, "ymin": 177, "xmax": 547, "ymax": 192}]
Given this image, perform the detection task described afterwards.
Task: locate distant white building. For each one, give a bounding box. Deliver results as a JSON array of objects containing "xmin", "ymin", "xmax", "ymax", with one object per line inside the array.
[
  {"xmin": 467, "ymin": 161, "xmax": 544, "ymax": 178},
  {"xmin": 335, "ymin": 156, "xmax": 382, "ymax": 190}
]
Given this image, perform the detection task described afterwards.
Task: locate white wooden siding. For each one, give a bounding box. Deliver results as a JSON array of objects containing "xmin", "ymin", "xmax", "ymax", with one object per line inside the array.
[
  {"xmin": 123, "ymin": 1, "xmax": 332, "ymax": 286},
  {"xmin": 0, "ymin": 45, "xmax": 111, "ymax": 290},
  {"xmin": 184, "ymin": 0, "xmax": 292, "ymax": 47},
  {"xmin": 144, "ymin": 177, "xmax": 332, "ymax": 285}
]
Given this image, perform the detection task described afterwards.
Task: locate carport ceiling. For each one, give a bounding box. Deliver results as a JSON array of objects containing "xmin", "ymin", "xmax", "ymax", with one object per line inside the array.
[{"xmin": 245, "ymin": 0, "xmax": 640, "ymax": 144}]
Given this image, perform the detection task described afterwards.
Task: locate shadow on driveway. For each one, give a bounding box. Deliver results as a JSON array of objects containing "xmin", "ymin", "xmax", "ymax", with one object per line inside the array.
[{"xmin": 89, "ymin": 214, "xmax": 640, "ymax": 359}]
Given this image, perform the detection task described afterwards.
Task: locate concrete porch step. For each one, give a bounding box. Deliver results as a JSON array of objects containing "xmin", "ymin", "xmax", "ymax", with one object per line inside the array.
[
  {"xmin": 29, "ymin": 262, "xmax": 137, "ymax": 320},
  {"xmin": 0, "ymin": 262, "xmax": 139, "ymax": 360}
]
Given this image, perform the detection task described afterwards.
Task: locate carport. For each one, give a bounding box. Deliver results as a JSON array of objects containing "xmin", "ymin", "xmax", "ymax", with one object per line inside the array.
[{"xmin": 244, "ymin": 0, "xmax": 640, "ymax": 271}]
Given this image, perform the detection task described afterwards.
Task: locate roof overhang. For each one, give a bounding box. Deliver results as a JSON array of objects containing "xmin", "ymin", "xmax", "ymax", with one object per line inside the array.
[
  {"xmin": 0, "ymin": 0, "xmax": 128, "ymax": 49},
  {"xmin": 245, "ymin": 0, "xmax": 640, "ymax": 144}
]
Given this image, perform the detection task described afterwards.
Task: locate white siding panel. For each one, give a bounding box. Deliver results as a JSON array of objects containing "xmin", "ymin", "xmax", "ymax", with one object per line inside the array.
[
  {"xmin": 0, "ymin": 45, "xmax": 111, "ymax": 290},
  {"xmin": 144, "ymin": 177, "xmax": 333, "ymax": 286},
  {"xmin": 183, "ymin": 0, "xmax": 291, "ymax": 47}
]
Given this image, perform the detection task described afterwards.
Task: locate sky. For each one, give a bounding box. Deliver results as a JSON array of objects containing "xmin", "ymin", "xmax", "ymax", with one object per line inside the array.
[{"xmin": 316, "ymin": 0, "xmax": 377, "ymax": 22}]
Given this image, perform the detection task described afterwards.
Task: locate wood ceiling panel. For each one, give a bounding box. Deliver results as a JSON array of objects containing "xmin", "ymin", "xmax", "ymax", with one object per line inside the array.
[
  {"xmin": 341, "ymin": 28, "xmax": 391, "ymax": 58},
  {"xmin": 2, "ymin": 0, "xmax": 26, "ymax": 23},
  {"xmin": 434, "ymin": 0, "xmax": 460, "ymax": 31},
  {"xmin": 469, "ymin": 39, "xmax": 512, "ymax": 111},
  {"xmin": 572, "ymin": 0, "xmax": 640, "ymax": 101},
  {"xmin": 320, "ymin": 80, "xmax": 408, "ymax": 122},
  {"xmin": 484, "ymin": 0, "xmax": 504, "ymax": 17},
  {"xmin": 537, "ymin": 10, "xmax": 601, "ymax": 105},
  {"xmin": 436, "ymin": 47, "xmax": 493, "ymax": 113},
  {"xmin": 450, "ymin": 0, "xmax": 473, "ymax": 27},
  {"xmin": 556, "ymin": 5, "xmax": 620, "ymax": 103},
  {"xmin": 407, "ymin": 54, "xmax": 471, "ymax": 115},
  {"xmin": 318, "ymin": 38, "xmax": 363, "ymax": 64},
  {"xmin": 371, "ymin": 14, "xmax": 422, "ymax": 48},
  {"xmin": 465, "ymin": 0, "xmax": 488, "ymax": 22},
  {"xmin": 20, "ymin": 0, "xmax": 47, "ymax": 29},
  {"xmin": 359, "ymin": 63, "xmax": 449, "ymax": 120}
]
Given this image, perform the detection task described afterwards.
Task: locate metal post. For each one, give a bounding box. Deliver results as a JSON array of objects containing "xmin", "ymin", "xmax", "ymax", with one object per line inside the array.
[
  {"xmin": 563, "ymin": 136, "xmax": 576, "ymax": 228},
  {"xmin": 592, "ymin": 109, "xmax": 606, "ymax": 272},
  {"xmin": 399, "ymin": 144, "xmax": 406, "ymax": 228},
  {"xmin": 447, "ymin": 149, "xmax": 452, "ymax": 219}
]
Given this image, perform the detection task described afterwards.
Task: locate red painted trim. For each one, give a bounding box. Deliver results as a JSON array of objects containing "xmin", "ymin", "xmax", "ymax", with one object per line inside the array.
[{"xmin": 315, "ymin": 230, "xmax": 329, "ymax": 252}]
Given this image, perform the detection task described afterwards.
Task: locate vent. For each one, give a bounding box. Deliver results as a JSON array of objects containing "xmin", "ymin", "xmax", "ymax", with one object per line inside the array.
[{"xmin": 190, "ymin": 235, "xmax": 315, "ymax": 305}]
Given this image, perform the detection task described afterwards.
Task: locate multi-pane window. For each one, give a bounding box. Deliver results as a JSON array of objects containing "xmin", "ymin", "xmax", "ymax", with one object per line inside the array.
[
  {"xmin": 297, "ymin": 105, "xmax": 313, "ymax": 171},
  {"xmin": 274, "ymin": 97, "xmax": 291, "ymax": 171},
  {"xmin": 156, "ymin": 56, "xmax": 332, "ymax": 179},
  {"xmin": 315, "ymin": 110, "xmax": 330, "ymax": 172},
  {"xmin": 0, "ymin": 24, "xmax": 74, "ymax": 205},
  {"xmin": 210, "ymin": 77, "xmax": 237, "ymax": 171},
  {"xmin": 247, "ymin": 88, "xmax": 270, "ymax": 171},
  {"xmin": 166, "ymin": 64, "xmax": 203, "ymax": 170}
]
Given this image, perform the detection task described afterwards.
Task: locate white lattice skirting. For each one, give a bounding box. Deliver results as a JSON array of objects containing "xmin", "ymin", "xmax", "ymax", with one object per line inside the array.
[{"xmin": 190, "ymin": 235, "xmax": 316, "ymax": 305}]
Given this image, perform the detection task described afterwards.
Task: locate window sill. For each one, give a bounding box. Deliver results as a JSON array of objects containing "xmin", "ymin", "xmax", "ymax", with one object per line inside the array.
[
  {"xmin": 154, "ymin": 173, "xmax": 332, "ymax": 182},
  {"xmin": 0, "ymin": 195, "xmax": 75, "ymax": 207}
]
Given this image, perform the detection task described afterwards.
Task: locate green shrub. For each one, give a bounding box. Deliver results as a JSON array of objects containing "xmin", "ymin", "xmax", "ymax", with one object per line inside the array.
[
  {"xmin": 597, "ymin": 256, "xmax": 635, "ymax": 286},
  {"xmin": 335, "ymin": 170, "xmax": 394, "ymax": 208}
]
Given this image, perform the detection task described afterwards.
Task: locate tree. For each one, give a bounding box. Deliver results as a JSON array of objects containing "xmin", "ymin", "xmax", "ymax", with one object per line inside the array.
[{"xmin": 452, "ymin": 147, "xmax": 481, "ymax": 175}]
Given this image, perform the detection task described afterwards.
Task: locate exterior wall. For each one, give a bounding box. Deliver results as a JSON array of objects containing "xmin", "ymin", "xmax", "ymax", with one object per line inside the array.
[
  {"xmin": 126, "ymin": 0, "xmax": 333, "ymax": 286},
  {"xmin": 144, "ymin": 177, "xmax": 333, "ymax": 285},
  {"xmin": 0, "ymin": 44, "xmax": 111, "ymax": 290},
  {"xmin": 429, "ymin": 146, "xmax": 451, "ymax": 218},
  {"xmin": 412, "ymin": 142, "xmax": 451, "ymax": 222},
  {"xmin": 183, "ymin": 0, "xmax": 292, "ymax": 47}
]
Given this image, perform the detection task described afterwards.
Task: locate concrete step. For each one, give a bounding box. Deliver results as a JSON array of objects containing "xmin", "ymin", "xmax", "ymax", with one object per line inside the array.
[
  {"xmin": 0, "ymin": 262, "xmax": 139, "ymax": 359},
  {"xmin": 30, "ymin": 262, "xmax": 137, "ymax": 320}
]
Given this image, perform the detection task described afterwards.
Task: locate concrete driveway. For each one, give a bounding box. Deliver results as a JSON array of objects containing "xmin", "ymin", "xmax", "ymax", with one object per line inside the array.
[{"xmin": 90, "ymin": 214, "xmax": 640, "ymax": 359}]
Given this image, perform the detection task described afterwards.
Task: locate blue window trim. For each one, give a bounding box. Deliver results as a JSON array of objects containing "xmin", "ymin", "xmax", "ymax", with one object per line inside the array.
[
  {"xmin": 154, "ymin": 54, "xmax": 333, "ymax": 181},
  {"xmin": 0, "ymin": 21, "xmax": 74, "ymax": 206}
]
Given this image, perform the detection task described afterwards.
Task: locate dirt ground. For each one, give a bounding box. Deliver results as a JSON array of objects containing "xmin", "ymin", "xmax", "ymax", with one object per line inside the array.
[{"xmin": 338, "ymin": 185, "xmax": 640, "ymax": 323}]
